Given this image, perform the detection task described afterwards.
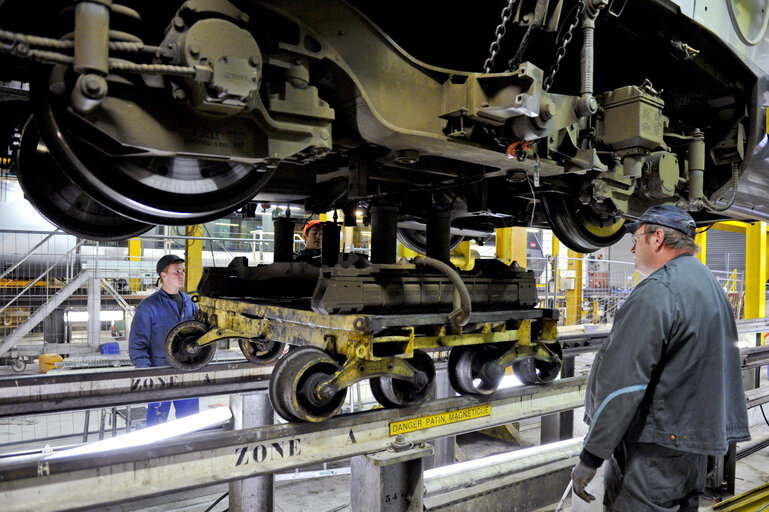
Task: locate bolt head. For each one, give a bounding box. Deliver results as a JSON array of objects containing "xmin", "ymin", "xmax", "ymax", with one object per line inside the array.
[{"xmin": 172, "ymin": 16, "xmax": 185, "ymax": 31}]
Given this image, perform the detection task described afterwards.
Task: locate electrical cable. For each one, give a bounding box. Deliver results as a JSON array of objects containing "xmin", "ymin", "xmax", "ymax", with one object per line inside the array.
[
  {"xmin": 694, "ymin": 223, "xmax": 717, "ymax": 236},
  {"xmin": 703, "ymin": 162, "xmax": 740, "ymax": 212},
  {"xmin": 760, "ymin": 403, "xmax": 769, "ymax": 428},
  {"xmin": 726, "ymin": 0, "xmax": 769, "ymax": 47},
  {"xmin": 202, "ymin": 492, "xmax": 228, "ymax": 512},
  {"xmin": 526, "ymin": 173, "xmax": 537, "ymax": 227}
]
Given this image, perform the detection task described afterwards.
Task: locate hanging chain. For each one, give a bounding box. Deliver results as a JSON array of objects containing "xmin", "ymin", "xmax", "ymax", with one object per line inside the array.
[
  {"xmin": 543, "ymin": 0, "xmax": 585, "ymax": 91},
  {"xmin": 483, "ymin": 0, "xmax": 519, "ymax": 73}
]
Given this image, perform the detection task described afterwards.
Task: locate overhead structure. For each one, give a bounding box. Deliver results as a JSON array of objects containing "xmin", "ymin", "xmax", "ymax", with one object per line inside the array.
[{"xmin": 0, "ymin": 0, "xmax": 765, "ymax": 250}]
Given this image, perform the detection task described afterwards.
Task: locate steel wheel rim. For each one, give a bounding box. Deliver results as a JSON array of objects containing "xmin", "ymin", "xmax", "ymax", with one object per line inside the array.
[{"xmin": 165, "ymin": 320, "xmax": 216, "ymax": 370}]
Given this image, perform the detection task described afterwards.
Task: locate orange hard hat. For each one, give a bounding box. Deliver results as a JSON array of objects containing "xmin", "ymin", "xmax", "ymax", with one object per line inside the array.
[{"xmin": 303, "ymin": 219, "xmax": 322, "ymax": 237}]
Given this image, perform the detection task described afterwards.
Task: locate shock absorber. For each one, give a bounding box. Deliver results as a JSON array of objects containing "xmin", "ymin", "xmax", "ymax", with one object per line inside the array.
[
  {"xmin": 70, "ymin": 1, "xmax": 146, "ymax": 113},
  {"xmin": 688, "ymin": 129, "xmax": 705, "ymax": 203},
  {"xmin": 71, "ymin": 0, "xmax": 111, "ymax": 113}
]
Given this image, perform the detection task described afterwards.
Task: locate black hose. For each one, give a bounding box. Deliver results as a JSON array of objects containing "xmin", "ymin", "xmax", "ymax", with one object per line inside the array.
[{"xmin": 702, "ymin": 162, "xmax": 739, "ymax": 212}]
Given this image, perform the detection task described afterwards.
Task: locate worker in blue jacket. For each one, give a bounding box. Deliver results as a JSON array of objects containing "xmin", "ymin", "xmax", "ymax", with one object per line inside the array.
[
  {"xmin": 129, "ymin": 254, "xmax": 200, "ymax": 425},
  {"xmin": 571, "ymin": 205, "xmax": 750, "ymax": 511}
]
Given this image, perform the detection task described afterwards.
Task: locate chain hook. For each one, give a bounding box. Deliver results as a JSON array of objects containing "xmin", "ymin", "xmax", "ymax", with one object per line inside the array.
[{"xmin": 483, "ymin": 0, "xmax": 519, "ymax": 73}]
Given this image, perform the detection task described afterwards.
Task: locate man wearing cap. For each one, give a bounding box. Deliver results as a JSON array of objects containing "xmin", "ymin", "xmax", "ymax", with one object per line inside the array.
[
  {"xmin": 571, "ymin": 205, "xmax": 749, "ymax": 511},
  {"xmin": 129, "ymin": 255, "xmax": 200, "ymax": 425},
  {"xmin": 293, "ymin": 219, "xmax": 322, "ymax": 264}
]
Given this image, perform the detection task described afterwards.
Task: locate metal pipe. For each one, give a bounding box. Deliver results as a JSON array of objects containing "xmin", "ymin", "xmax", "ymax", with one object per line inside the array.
[
  {"xmin": 413, "ymin": 256, "xmax": 471, "ymax": 329},
  {"xmin": 423, "ymin": 438, "xmax": 582, "ymax": 497}
]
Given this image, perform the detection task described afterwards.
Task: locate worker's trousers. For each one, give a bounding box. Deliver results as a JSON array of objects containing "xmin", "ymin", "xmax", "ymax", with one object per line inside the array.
[
  {"xmin": 146, "ymin": 398, "xmax": 200, "ymax": 426},
  {"xmin": 604, "ymin": 442, "xmax": 707, "ymax": 512}
]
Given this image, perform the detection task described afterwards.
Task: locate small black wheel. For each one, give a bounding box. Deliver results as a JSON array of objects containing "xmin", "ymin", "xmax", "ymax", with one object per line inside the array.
[
  {"xmin": 448, "ymin": 345, "xmax": 504, "ymax": 395},
  {"xmin": 239, "ymin": 338, "xmax": 285, "ymax": 365},
  {"xmin": 269, "ymin": 346, "xmax": 346, "ymax": 422},
  {"xmin": 10, "ymin": 359, "xmax": 26, "ymax": 373},
  {"xmin": 371, "ymin": 350, "xmax": 436, "ymax": 407},
  {"xmin": 369, "ymin": 377, "xmax": 400, "ymax": 408},
  {"xmin": 164, "ymin": 320, "xmax": 216, "ymax": 371},
  {"xmin": 512, "ymin": 342, "xmax": 563, "ymax": 384}
]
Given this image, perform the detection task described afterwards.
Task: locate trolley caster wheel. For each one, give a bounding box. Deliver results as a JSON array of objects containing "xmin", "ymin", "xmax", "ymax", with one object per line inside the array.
[
  {"xmin": 239, "ymin": 338, "xmax": 285, "ymax": 365},
  {"xmin": 448, "ymin": 345, "xmax": 504, "ymax": 395},
  {"xmin": 11, "ymin": 359, "xmax": 26, "ymax": 373},
  {"xmin": 269, "ymin": 346, "xmax": 347, "ymax": 423},
  {"xmin": 164, "ymin": 320, "xmax": 216, "ymax": 371},
  {"xmin": 370, "ymin": 350, "xmax": 435, "ymax": 408},
  {"xmin": 512, "ymin": 342, "xmax": 563, "ymax": 384}
]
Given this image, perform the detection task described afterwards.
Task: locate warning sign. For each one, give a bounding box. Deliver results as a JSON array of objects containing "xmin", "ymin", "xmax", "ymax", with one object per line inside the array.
[{"xmin": 389, "ymin": 404, "xmax": 492, "ymax": 436}]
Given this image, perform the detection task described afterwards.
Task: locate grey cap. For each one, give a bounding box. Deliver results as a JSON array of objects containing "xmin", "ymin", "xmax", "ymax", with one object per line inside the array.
[
  {"xmin": 625, "ymin": 205, "xmax": 696, "ymax": 239},
  {"xmin": 157, "ymin": 254, "xmax": 184, "ymax": 275}
]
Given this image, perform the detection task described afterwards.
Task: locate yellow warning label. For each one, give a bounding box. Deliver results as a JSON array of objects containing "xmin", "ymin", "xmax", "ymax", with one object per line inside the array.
[{"xmin": 389, "ymin": 404, "xmax": 492, "ymax": 436}]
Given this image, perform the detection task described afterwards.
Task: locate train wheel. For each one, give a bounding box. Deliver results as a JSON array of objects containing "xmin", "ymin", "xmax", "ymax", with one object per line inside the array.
[
  {"xmin": 542, "ymin": 193, "xmax": 625, "ymax": 253},
  {"xmin": 511, "ymin": 342, "xmax": 563, "ymax": 384},
  {"xmin": 239, "ymin": 338, "xmax": 285, "ymax": 365},
  {"xmin": 371, "ymin": 350, "xmax": 435, "ymax": 407},
  {"xmin": 164, "ymin": 320, "xmax": 216, "ymax": 371},
  {"xmin": 448, "ymin": 346, "xmax": 504, "ymax": 395},
  {"xmin": 17, "ymin": 117, "xmax": 152, "ymax": 240},
  {"xmin": 270, "ymin": 346, "xmax": 347, "ymax": 423},
  {"xmin": 267, "ymin": 348, "xmax": 299, "ymax": 422},
  {"xmin": 30, "ymin": 68, "xmax": 276, "ymax": 228}
]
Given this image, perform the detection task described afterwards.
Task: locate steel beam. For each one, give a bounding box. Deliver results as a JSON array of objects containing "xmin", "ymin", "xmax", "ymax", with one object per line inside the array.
[
  {"xmin": 4, "ymin": 316, "xmax": 769, "ymax": 418},
  {"xmin": 0, "ymin": 362, "xmax": 269, "ymax": 417},
  {"xmin": 0, "ymin": 378, "xmax": 587, "ymax": 512}
]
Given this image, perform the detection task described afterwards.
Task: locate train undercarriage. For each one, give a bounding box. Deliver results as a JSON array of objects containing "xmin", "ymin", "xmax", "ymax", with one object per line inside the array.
[{"xmin": 0, "ymin": 0, "xmax": 767, "ymax": 251}]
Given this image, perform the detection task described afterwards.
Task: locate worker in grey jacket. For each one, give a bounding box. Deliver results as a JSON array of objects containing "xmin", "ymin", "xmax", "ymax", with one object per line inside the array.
[{"xmin": 571, "ymin": 205, "xmax": 750, "ymax": 511}]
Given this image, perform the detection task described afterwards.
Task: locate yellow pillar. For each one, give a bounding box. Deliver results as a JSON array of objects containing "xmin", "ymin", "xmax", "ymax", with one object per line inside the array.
[
  {"xmin": 551, "ymin": 235, "xmax": 560, "ymax": 307},
  {"xmin": 128, "ymin": 238, "xmax": 141, "ymax": 292},
  {"xmin": 565, "ymin": 249, "xmax": 583, "ymax": 325},
  {"xmin": 745, "ymin": 222, "xmax": 766, "ymax": 319},
  {"xmin": 185, "ymin": 225, "xmax": 204, "ymax": 293},
  {"xmin": 694, "ymin": 230, "xmax": 707, "ymax": 265},
  {"xmin": 495, "ymin": 227, "xmax": 528, "ymax": 268}
]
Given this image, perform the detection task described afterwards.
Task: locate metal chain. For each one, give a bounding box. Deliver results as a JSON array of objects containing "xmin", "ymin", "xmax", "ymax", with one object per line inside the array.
[
  {"xmin": 543, "ymin": 0, "xmax": 585, "ymax": 91},
  {"xmin": 483, "ymin": 0, "xmax": 519, "ymax": 73}
]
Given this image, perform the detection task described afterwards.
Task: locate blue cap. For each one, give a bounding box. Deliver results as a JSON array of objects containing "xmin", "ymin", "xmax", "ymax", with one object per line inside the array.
[
  {"xmin": 157, "ymin": 254, "xmax": 184, "ymax": 275},
  {"xmin": 625, "ymin": 205, "xmax": 696, "ymax": 239}
]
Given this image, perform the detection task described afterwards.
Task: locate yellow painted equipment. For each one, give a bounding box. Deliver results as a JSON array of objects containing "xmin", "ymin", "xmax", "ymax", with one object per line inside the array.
[{"xmin": 38, "ymin": 353, "xmax": 63, "ymax": 373}]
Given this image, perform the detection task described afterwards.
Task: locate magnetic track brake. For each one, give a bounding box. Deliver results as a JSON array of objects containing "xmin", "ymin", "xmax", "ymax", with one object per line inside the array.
[{"xmin": 165, "ymin": 259, "xmax": 562, "ymax": 423}]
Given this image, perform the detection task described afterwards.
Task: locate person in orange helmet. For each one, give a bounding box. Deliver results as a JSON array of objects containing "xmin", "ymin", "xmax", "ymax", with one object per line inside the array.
[{"xmin": 293, "ymin": 219, "xmax": 322, "ymax": 264}]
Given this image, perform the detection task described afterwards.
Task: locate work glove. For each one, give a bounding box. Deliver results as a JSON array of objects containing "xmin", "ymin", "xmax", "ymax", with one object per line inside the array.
[{"xmin": 571, "ymin": 460, "xmax": 597, "ymax": 503}]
